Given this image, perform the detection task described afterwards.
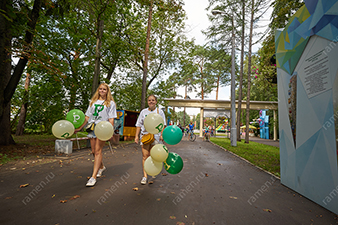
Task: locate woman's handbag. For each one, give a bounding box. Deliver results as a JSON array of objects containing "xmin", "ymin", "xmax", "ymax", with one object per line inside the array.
[
  {"xmin": 140, "ymin": 108, "xmax": 159, "ymax": 145},
  {"xmin": 85, "ymin": 122, "xmax": 95, "ymax": 132},
  {"xmin": 141, "ymin": 133, "xmax": 155, "ymax": 145}
]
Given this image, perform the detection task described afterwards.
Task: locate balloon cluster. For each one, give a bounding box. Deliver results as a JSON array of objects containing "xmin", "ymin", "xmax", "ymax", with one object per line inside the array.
[
  {"xmin": 143, "ymin": 114, "xmax": 184, "ymax": 176},
  {"xmin": 52, "ymin": 109, "xmax": 114, "ymax": 141}
]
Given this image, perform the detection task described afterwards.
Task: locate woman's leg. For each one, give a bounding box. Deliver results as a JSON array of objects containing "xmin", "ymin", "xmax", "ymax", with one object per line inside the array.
[
  {"xmin": 91, "ymin": 139, "xmax": 106, "ymax": 178},
  {"xmin": 90, "ymin": 138, "xmax": 104, "ymax": 169},
  {"xmin": 141, "ymin": 144, "xmax": 152, "ymax": 178}
]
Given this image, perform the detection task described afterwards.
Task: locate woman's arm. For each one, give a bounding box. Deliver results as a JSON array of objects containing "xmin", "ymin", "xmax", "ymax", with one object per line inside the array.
[
  {"xmin": 109, "ymin": 118, "xmax": 114, "ymax": 127},
  {"xmin": 74, "ymin": 116, "xmax": 90, "ymax": 133},
  {"xmin": 135, "ymin": 127, "xmax": 141, "ymax": 144}
]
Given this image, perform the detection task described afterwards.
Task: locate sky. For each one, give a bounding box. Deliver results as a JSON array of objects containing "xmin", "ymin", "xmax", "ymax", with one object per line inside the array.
[{"xmin": 172, "ymin": 0, "xmax": 272, "ymax": 116}]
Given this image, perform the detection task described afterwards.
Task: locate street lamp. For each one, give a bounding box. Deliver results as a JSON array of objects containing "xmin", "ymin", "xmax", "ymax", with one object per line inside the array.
[{"xmin": 211, "ymin": 10, "xmax": 237, "ymax": 146}]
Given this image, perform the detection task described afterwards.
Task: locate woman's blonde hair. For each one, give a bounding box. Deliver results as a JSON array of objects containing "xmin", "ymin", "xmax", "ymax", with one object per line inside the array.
[
  {"xmin": 147, "ymin": 94, "xmax": 157, "ymax": 102},
  {"xmin": 90, "ymin": 83, "xmax": 115, "ymax": 107}
]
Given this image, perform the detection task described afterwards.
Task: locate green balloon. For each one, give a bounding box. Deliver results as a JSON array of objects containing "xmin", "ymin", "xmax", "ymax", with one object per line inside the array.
[
  {"xmin": 164, "ymin": 152, "xmax": 183, "ymax": 174},
  {"xmin": 66, "ymin": 109, "xmax": 85, "ymax": 129},
  {"xmin": 162, "ymin": 125, "xmax": 182, "ymax": 145}
]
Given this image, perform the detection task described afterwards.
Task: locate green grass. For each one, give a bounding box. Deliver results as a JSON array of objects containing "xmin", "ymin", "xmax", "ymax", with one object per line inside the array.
[
  {"xmin": 0, "ymin": 133, "xmax": 130, "ymax": 165},
  {"xmin": 210, "ymin": 137, "xmax": 280, "ymax": 177}
]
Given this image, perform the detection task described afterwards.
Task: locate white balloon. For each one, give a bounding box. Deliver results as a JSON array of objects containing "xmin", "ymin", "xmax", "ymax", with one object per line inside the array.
[
  {"xmin": 94, "ymin": 121, "xmax": 114, "ymax": 141},
  {"xmin": 144, "ymin": 113, "xmax": 164, "ymax": 134},
  {"xmin": 150, "ymin": 144, "xmax": 169, "ymax": 162},
  {"xmin": 52, "ymin": 120, "xmax": 75, "ymax": 139},
  {"xmin": 144, "ymin": 156, "xmax": 163, "ymax": 176}
]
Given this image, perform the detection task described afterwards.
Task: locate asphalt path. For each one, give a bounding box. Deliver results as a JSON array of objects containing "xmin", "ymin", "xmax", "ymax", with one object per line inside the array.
[{"xmin": 0, "ymin": 137, "xmax": 337, "ymax": 225}]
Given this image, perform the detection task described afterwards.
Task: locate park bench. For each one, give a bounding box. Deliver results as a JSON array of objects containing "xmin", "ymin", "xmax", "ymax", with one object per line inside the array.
[{"xmin": 55, "ymin": 134, "xmax": 119, "ymax": 154}]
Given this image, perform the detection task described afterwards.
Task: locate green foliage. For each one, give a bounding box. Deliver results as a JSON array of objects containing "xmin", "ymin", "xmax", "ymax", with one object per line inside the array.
[
  {"xmin": 176, "ymin": 111, "xmax": 190, "ymax": 126},
  {"xmin": 7, "ymin": 0, "xmax": 298, "ymax": 139}
]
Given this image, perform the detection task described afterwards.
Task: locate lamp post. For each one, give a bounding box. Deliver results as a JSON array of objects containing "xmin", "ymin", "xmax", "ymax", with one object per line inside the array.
[{"xmin": 211, "ymin": 10, "xmax": 237, "ymax": 146}]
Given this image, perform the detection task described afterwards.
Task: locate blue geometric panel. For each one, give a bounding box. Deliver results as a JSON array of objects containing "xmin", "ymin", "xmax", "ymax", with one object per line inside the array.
[
  {"xmin": 277, "ymin": 0, "xmax": 338, "ymax": 215},
  {"xmin": 276, "ymin": 0, "xmax": 338, "ymax": 74}
]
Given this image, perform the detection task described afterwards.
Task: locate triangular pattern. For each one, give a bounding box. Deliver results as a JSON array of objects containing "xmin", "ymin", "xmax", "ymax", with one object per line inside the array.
[
  {"xmin": 277, "ymin": 0, "xmax": 338, "ymax": 215},
  {"xmin": 276, "ymin": 0, "xmax": 338, "ymax": 74},
  {"xmin": 309, "ymin": 0, "xmax": 325, "ymax": 28},
  {"xmin": 295, "ymin": 77, "xmax": 322, "ymax": 148},
  {"xmin": 326, "ymin": 1, "xmax": 338, "ymax": 15},
  {"xmin": 279, "ymin": 131, "xmax": 297, "ymax": 190},
  {"xmin": 300, "ymin": 130, "xmax": 335, "ymax": 194},
  {"xmin": 322, "ymin": 129, "xmax": 338, "ymax": 175},
  {"xmin": 295, "ymin": 129, "xmax": 321, "ymax": 179},
  {"xmin": 316, "ymin": 22, "xmax": 334, "ymax": 40},
  {"xmin": 305, "ymin": 0, "xmax": 318, "ymax": 15}
]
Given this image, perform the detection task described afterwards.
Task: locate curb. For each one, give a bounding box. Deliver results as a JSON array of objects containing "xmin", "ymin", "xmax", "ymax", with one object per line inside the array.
[{"xmin": 209, "ymin": 141, "xmax": 281, "ymax": 181}]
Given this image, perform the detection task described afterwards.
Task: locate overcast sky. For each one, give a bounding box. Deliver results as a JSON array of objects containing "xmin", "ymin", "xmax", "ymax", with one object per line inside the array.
[
  {"xmin": 177, "ymin": 0, "xmax": 229, "ymax": 116},
  {"xmin": 174, "ymin": 0, "xmax": 272, "ymax": 116}
]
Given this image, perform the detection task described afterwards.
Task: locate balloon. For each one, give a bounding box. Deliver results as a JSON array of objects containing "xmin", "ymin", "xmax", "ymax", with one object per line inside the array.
[
  {"xmin": 150, "ymin": 144, "xmax": 169, "ymax": 162},
  {"xmin": 52, "ymin": 120, "xmax": 75, "ymax": 139},
  {"xmin": 164, "ymin": 152, "xmax": 183, "ymax": 174},
  {"xmin": 162, "ymin": 125, "xmax": 182, "ymax": 145},
  {"xmin": 66, "ymin": 109, "xmax": 85, "ymax": 129},
  {"xmin": 144, "ymin": 113, "xmax": 164, "ymax": 134},
  {"xmin": 144, "ymin": 156, "xmax": 163, "ymax": 176},
  {"xmin": 94, "ymin": 121, "xmax": 114, "ymax": 141}
]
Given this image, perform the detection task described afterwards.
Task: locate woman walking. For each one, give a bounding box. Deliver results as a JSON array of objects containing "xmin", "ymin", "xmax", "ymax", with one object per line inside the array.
[
  {"xmin": 134, "ymin": 95, "xmax": 166, "ymax": 185},
  {"xmin": 75, "ymin": 83, "xmax": 117, "ymax": 186}
]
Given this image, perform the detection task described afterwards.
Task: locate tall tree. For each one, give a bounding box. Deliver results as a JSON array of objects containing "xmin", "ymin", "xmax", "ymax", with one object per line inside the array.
[
  {"xmin": 141, "ymin": 0, "xmax": 154, "ymax": 109},
  {"xmin": 0, "ymin": 0, "xmax": 43, "ymax": 145},
  {"xmin": 236, "ymin": 0, "xmax": 245, "ymax": 141},
  {"xmin": 245, "ymin": 0, "xmax": 254, "ymax": 144},
  {"xmin": 15, "ymin": 70, "xmax": 31, "ymax": 136}
]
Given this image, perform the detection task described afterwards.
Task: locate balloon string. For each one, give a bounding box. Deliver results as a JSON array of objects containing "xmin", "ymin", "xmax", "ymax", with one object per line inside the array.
[{"xmin": 164, "ymin": 162, "xmax": 170, "ymax": 170}]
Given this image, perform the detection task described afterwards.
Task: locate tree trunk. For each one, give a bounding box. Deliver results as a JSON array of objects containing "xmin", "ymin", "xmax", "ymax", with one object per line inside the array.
[
  {"xmin": 200, "ymin": 58, "xmax": 204, "ymax": 100},
  {"xmin": 92, "ymin": 17, "xmax": 104, "ymax": 95},
  {"xmin": 245, "ymin": 0, "xmax": 255, "ymax": 144},
  {"xmin": 216, "ymin": 76, "xmax": 219, "ymax": 100},
  {"xmin": 0, "ymin": 0, "xmax": 42, "ymax": 146},
  {"xmin": 16, "ymin": 72, "xmax": 31, "ymax": 136},
  {"xmin": 141, "ymin": 0, "xmax": 153, "ymax": 109},
  {"xmin": 183, "ymin": 85, "xmax": 187, "ymax": 126},
  {"xmin": 237, "ymin": 0, "xmax": 245, "ymax": 141},
  {"xmin": 0, "ymin": 0, "xmax": 14, "ymax": 144}
]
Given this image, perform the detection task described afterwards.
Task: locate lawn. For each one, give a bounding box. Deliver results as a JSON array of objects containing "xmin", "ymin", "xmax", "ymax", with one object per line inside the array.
[
  {"xmin": 210, "ymin": 137, "xmax": 280, "ymax": 177},
  {"xmin": 0, "ymin": 133, "xmax": 131, "ymax": 165}
]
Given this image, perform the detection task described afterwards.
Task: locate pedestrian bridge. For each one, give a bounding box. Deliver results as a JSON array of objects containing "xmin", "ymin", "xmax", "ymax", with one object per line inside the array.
[{"xmin": 164, "ymin": 98, "xmax": 278, "ymax": 140}]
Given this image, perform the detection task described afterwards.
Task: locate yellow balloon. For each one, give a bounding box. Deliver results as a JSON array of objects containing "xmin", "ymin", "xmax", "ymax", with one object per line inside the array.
[
  {"xmin": 144, "ymin": 156, "xmax": 163, "ymax": 176},
  {"xmin": 52, "ymin": 120, "xmax": 75, "ymax": 139},
  {"xmin": 94, "ymin": 121, "xmax": 114, "ymax": 141},
  {"xmin": 144, "ymin": 113, "xmax": 164, "ymax": 134},
  {"xmin": 150, "ymin": 144, "xmax": 169, "ymax": 162}
]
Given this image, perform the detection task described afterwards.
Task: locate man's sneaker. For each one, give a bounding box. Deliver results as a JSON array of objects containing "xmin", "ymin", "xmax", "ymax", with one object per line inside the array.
[
  {"xmin": 86, "ymin": 177, "xmax": 96, "ymax": 187},
  {"xmin": 140, "ymin": 177, "xmax": 147, "ymax": 185},
  {"xmin": 97, "ymin": 166, "xmax": 106, "ymax": 178}
]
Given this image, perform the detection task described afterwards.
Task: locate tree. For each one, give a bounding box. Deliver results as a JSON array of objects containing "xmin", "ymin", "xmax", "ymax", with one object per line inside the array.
[
  {"xmin": 0, "ymin": 0, "xmax": 43, "ymax": 145},
  {"xmin": 236, "ymin": 0, "xmax": 245, "ymax": 141},
  {"xmin": 15, "ymin": 70, "xmax": 31, "ymax": 136},
  {"xmin": 192, "ymin": 45, "xmax": 216, "ymax": 99},
  {"xmin": 245, "ymin": 0, "xmax": 254, "ymax": 144},
  {"xmin": 141, "ymin": 0, "xmax": 154, "ymax": 109}
]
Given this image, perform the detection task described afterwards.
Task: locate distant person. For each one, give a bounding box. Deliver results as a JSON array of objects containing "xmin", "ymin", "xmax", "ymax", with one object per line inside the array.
[
  {"xmin": 135, "ymin": 95, "xmax": 166, "ymax": 185},
  {"xmin": 204, "ymin": 124, "xmax": 210, "ymax": 140},
  {"xmin": 188, "ymin": 121, "xmax": 194, "ymax": 134},
  {"xmin": 75, "ymin": 83, "xmax": 117, "ymax": 187}
]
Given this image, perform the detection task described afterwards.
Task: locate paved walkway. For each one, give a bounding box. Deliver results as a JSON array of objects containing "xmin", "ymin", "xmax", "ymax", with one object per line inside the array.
[
  {"xmin": 0, "ymin": 138, "xmax": 337, "ymax": 225},
  {"xmin": 211, "ymin": 133, "xmax": 280, "ymax": 148},
  {"xmin": 245, "ymin": 136, "xmax": 280, "ymax": 148}
]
